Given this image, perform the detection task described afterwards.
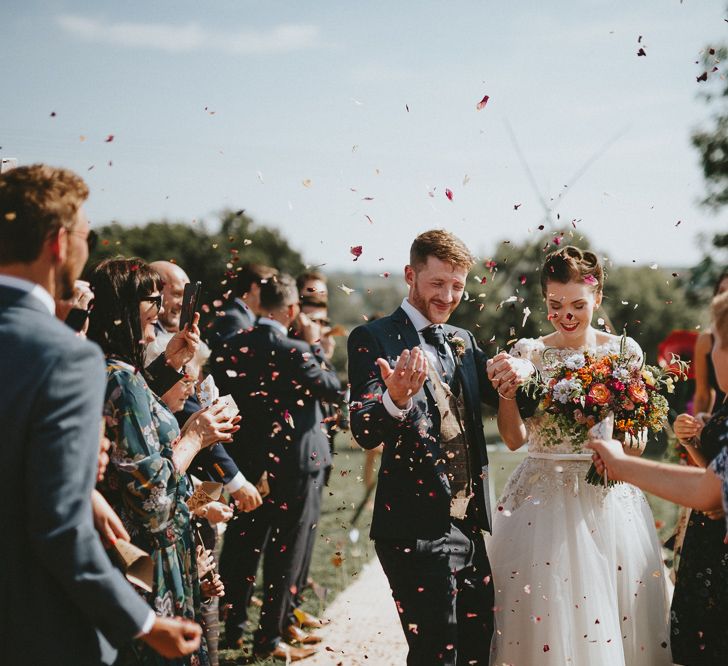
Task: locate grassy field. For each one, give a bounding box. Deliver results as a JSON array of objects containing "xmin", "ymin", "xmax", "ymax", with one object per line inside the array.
[{"xmin": 219, "ymin": 423, "xmax": 679, "ymax": 664}]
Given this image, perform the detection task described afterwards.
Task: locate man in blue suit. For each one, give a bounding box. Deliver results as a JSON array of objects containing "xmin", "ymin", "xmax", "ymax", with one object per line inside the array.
[{"xmin": 0, "ymin": 164, "xmax": 202, "ymax": 665}]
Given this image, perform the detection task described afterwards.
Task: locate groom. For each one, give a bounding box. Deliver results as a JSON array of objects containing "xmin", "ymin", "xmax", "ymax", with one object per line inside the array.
[{"xmin": 348, "ymin": 230, "xmax": 535, "ymax": 665}]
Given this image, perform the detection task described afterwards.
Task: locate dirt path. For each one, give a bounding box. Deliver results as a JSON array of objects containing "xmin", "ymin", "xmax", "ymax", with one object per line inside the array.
[{"xmin": 307, "ymin": 558, "xmax": 407, "ymax": 665}]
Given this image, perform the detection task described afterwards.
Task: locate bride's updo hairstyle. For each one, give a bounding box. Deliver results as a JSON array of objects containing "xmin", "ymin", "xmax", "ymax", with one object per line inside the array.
[{"xmin": 540, "ymin": 245, "xmax": 604, "ymax": 297}]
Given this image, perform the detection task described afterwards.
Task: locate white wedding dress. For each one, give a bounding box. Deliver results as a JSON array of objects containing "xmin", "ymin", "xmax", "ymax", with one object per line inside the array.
[{"xmin": 487, "ymin": 337, "xmax": 672, "ymax": 666}]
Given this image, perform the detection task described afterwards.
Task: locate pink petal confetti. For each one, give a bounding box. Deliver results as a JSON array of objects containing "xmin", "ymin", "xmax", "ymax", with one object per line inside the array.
[
  {"xmin": 350, "ymin": 245, "xmax": 363, "ymax": 261},
  {"xmin": 445, "ymin": 188, "xmax": 454, "ymax": 201},
  {"xmin": 104, "ymin": 134, "xmax": 114, "ymax": 142},
  {"xmin": 480, "ymin": 276, "xmax": 488, "ymax": 285},
  {"xmin": 584, "ymin": 274, "xmax": 598, "ymax": 286},
  {"xmin": 553, "ymin": 236, "xmax": 562, "ymax": 245},
  {"xmin": 476, "ymin": 94, "xmax": 490, "ymax": 110},
  {"xmin": 519, "ymin": 275, "xmax": 527, "ymax": 285}
]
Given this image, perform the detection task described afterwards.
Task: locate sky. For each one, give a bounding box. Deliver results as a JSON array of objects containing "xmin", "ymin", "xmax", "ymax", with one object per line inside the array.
[{"xmin": 1, "ymin": 1, "xmax": 727, "ymax": 272}]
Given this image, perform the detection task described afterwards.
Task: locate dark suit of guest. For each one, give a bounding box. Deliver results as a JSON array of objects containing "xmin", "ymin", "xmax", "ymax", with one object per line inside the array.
[
  {"xmin": 347, "ymin": 302, "xmax": 535, "ymax": 666},
  {"xmin": 0, "ymin": 282, "xmax": 152, "ymax": 665},
  {"xmin": 207, "ymin": 298, "xmax": 255, "ymax": 351},
  {"xmin": 216, "ymin": 319, "xmax": 343, "ymax": 651}
]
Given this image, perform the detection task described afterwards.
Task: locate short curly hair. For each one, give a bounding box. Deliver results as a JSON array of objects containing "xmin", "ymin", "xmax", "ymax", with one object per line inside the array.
[
  {"xmin": 409, "ymin": 229, "xmax": 474, "ymax": 271},
  {"xmin": 0, "ymin": 164, "xmax": 89, "ymax": 264}
]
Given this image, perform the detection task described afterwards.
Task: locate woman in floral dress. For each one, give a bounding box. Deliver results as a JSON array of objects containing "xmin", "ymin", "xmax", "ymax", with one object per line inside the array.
[{"xmin": 87, "ymin": 258, "xmax": 237, "ymax": 665}]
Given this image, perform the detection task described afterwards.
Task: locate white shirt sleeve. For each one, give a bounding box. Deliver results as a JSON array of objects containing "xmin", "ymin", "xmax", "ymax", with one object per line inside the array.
[
  {"xmin": 135, "ymin": 609, "xmax": 156, "ymax": 637},
  {"xmin": 224, "ymin": 472, "xmax": 247, "ymax": 495},
  {"xmin": 382, "ymin": 389, "xmax": 413, "ymax": 420}
]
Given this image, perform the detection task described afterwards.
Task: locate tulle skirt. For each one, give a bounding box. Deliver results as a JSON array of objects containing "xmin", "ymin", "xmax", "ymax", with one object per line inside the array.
[{"xmin": 486, "ymin": 457, "xmax": 672, "ymax": 666}]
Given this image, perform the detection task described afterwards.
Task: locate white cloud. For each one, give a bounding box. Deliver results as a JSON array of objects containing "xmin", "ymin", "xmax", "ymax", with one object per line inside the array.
[{"xmin": 57, "ymin": 15, "xmax": 321, "ymax": 55}]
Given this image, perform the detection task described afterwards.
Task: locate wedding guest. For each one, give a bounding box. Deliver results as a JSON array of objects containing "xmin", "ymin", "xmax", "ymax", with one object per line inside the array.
[
  {"xmin": 296, "ymin": 270, "xmax": 328, "ymax": 307},
  {"xmin": 207, "ymin": 262, "xmax": 277, "ymax": 349},
  {"xmin": 216, "ymin": 274, "xmax": 343, "ymax": 661},
  {"xmin": 692, "ymin": 268, "xmax": 728, "ymax": 416},
  {"xmin": 87, "ymin": 257, "xmax": 239, "ymax": 665},
  {"xmin": 150, "ymin": 344, "xmax": 231, "ymax": 666},
  {"xmin": 149, "ymin": 259, "xmax": 262, "ymax": 513},
  {"xmin": 0, "ymin": 164, "xmax": 201, "ymax": 665},
  {"xmin": 286, "ymin": 288, "xmax": 340, "ymax": 634},
  {"xmin": 589, "ymin": 290, "xmax": 728, "ymax": 666}
]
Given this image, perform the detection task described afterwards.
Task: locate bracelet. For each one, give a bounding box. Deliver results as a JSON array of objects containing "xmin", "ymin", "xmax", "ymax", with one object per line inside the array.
[{"xmin": 498, "ymin": 391, "xmax": 515, "ymax": 401}]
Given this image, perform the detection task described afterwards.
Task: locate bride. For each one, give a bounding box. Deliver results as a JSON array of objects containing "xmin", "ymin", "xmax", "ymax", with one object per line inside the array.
[{"xmin": 486, "ymin": 246, "xmax": 672, "ymax": 665}]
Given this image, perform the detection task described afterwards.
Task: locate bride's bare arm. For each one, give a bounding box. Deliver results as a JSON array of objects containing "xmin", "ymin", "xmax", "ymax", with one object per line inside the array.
[{"xmin": 496, "ymin": 394, "xmax": 528, "ymax": 450}]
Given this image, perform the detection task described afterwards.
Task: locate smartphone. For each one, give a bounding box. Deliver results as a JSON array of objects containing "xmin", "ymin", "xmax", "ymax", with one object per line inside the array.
[{"xmin": 179, "ymin": 281, "xmax": 202, "ymax": 330}]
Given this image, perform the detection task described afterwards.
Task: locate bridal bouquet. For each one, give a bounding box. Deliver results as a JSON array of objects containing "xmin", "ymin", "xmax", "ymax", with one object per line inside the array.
[{"xmin": 525, "ymin": 334, "xmax": 689, "ymax": 485}]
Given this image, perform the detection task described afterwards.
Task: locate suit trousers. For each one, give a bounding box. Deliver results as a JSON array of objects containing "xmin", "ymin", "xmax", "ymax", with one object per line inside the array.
[
  {"xmin": 375, "ymin": 517, "xmax": 494, "ymax": 666},
  {"xmin": 220, "ymin": 468, "xmax": 324, "ymax": 651}
]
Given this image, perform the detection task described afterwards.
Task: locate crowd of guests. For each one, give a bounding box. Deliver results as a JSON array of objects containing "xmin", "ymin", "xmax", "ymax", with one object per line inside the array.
[
  {"xmin": 3, "ymin": 163, "xmax": 728, "ymax": 666},
  {"xmin": 1, "ymin": 164, "xmax": 345, "ymax": 665}
]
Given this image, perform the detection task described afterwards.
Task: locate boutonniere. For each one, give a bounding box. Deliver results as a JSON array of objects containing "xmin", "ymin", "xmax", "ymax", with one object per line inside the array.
[{"xmin": 447, "ymin": 334, "xmax": 467, "ymax": 361}]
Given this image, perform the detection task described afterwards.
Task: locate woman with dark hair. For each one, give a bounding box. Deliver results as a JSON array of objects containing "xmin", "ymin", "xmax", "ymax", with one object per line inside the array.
[
  {"xmin": 489, "ymin": 246, "xmax": 671, "ymax": 665},
  {"xmin": 88, "ymin": 257, "xmax": 238, "ymax": 666}
]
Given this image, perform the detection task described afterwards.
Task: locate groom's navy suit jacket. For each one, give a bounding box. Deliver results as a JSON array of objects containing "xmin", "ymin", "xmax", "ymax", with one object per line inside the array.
[
  {"xmin": 0, "ymin": 285, "xmax": 150, "ymax": 665},
  {"xmin": 348, "ymin": 306, "xmax": 535, "ymax": 542}
]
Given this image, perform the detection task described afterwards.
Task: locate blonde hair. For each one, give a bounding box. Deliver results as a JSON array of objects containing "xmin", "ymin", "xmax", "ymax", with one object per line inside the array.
[
  {"xmin": 712, "ymin": 290, "xmax": 728, "ymax": 347},
  {"xmin": 409, "ymin": 229, "xmax": 474, "ymax": 271}
]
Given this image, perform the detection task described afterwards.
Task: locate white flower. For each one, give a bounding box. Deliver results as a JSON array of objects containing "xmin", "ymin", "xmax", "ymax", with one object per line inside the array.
[
  {"xmin": 563, "ymin": 353, "xmax": 585, "ymax": 370},
  {"xmin": 552, "ymin": 378, "xmax": 582, "ymax": 404},
  {"xmin": 612, "ymin": 366, "xmax": 631, "ymax": 382}
]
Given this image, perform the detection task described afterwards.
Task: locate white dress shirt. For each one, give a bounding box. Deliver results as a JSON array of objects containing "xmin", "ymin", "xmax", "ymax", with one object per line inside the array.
[{"xmin": 381, "ymin": 298, "xmax": 456, "ymax": 420}]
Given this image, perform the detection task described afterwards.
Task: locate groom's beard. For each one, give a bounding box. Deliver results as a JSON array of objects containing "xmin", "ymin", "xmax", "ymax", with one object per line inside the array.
[{"xmin": 410, "ymin": 283, "xmax": 459, "ymax": 324}]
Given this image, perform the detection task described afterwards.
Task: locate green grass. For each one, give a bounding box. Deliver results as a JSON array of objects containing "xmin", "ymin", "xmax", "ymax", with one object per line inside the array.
[{"xmin": 219, "ymin": 423, "xmax": 679, "ymax": 663}]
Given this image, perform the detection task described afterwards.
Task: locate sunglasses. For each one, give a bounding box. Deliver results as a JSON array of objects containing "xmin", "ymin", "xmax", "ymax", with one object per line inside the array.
[{"xmin": 140, "ymin": 294, "xmax": 163, "ymax": 312}]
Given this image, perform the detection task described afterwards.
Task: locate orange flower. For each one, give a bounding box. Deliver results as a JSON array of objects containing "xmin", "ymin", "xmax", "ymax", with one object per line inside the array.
[
  {"xmin": 627, "ymin": 383, "xmax": 649, "ymax": 404},
  {"xmin": 588, "ymin": 383, "xmax": 612, "ymax": 405}
]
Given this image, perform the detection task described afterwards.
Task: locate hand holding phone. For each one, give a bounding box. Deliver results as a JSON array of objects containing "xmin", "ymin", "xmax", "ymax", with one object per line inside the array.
[{"xmin": 179, "ymin": 281, "xmax": 202, "ymax": 330}]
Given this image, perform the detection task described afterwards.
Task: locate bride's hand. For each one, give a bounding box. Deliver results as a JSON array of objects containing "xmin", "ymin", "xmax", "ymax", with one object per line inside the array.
[
  {"xmin": 487, "ymin": 352, "xmax": 534, "ymax": 392},
  {"xmin": 586, "ymin": 438, "xmax": 627, "ymax": 480}
]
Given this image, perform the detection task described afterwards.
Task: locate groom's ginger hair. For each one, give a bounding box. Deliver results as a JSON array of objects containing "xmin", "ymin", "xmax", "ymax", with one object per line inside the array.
[
  {"xmin": 409, "ymin": 229, "xmax": 474, "ymax": 271},
  {"xmin": 541, "ymin": 245, "xmax": 604, "ymax": 297}
]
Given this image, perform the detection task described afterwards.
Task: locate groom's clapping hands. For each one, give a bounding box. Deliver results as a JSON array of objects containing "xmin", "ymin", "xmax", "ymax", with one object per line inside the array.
[{"xmin": 376, "ymin": 347, "xmax": 428, "ymax": 409}]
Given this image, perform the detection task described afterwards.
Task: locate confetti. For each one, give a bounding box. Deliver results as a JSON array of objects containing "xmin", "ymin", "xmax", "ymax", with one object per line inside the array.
[
  {"xmin": 104, "ymin": 134, "xmax": 114, "ymax": 142},
  {"xmin": 350, "ymin": 246, "xmax": 363, "ymax": 261},
  {"xmin": 637, "ymin": 47, "xmax": 646, "ymax": 57},
  {"xmin": 476, "ymin": 94, "xmax": 490, "ymax": 110},
  {"xmin": 338, "ymin": 283, "xmax": 355, "ymax": 295},
  {"xmin": 445, "ymin": 188, "xmax": 454, "ymax": 201},
  {"xmin": 302, "ymin": 179, "xmax": 312, "ymax": 188}
]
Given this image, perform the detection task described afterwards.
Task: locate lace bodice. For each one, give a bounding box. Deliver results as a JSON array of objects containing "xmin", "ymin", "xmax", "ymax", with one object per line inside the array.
[{"xmin": 509, "ymin": 336, "xmax": 643, "ymax": 454}]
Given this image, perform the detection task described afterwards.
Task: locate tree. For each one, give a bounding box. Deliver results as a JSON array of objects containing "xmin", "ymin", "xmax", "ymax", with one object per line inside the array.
[
  {"xmin": 87, "ymin": 209, "xmax": 306, "ymax": 307},
  {"xmin": 692, "ymin": 45, "xmax": 728, "ymax": 209}
]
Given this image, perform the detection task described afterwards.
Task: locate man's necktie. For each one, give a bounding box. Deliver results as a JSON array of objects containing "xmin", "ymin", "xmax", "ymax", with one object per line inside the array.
[{"xmin": 422, "ymin": 325, "xmax": 456, "ymax": 388}]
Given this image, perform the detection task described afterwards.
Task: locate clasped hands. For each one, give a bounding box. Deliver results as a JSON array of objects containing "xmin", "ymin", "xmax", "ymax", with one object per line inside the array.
[
  {"xmin": 487, "ymin": 352, "xmax": 534, "ymax": 399},
  {"xmin": 375, "ymin": 347, "xmax": 535, "ymax": 408}
]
